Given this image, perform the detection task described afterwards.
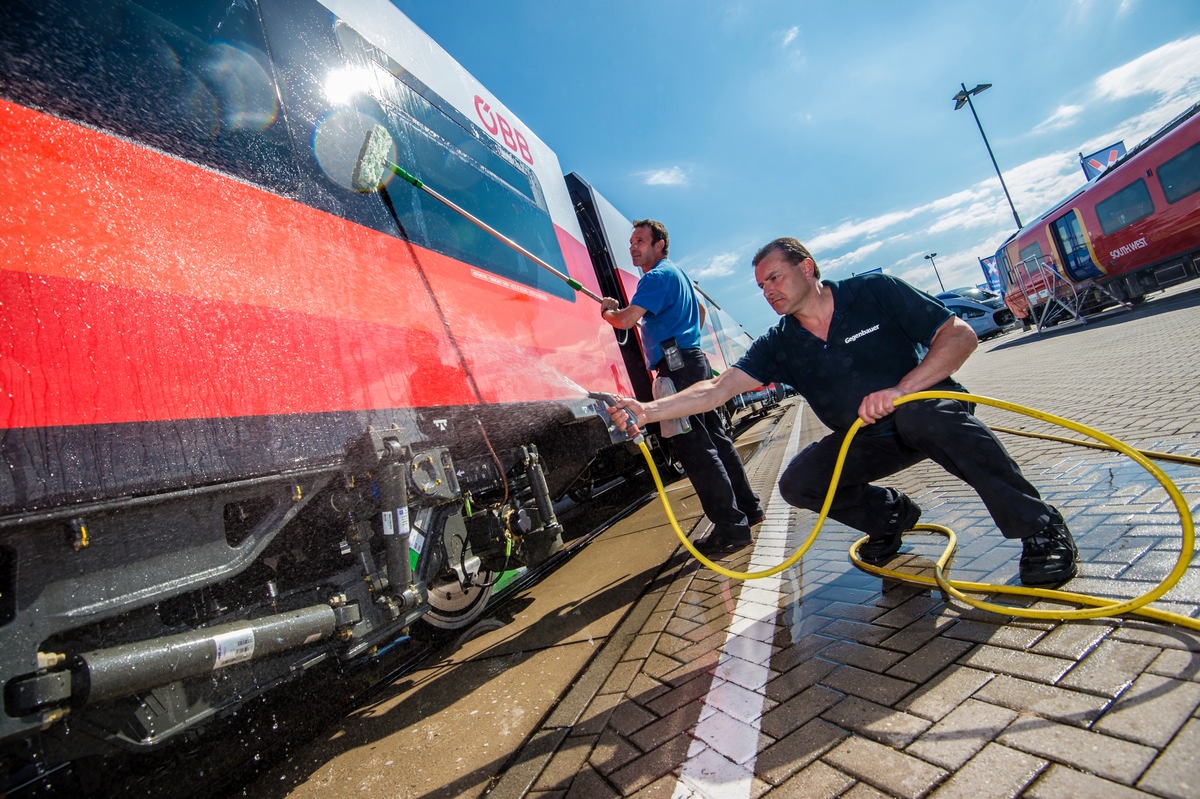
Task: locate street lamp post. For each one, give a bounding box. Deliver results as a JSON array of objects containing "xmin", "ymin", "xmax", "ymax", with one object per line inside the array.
[
  {"xmin": 952, "ymin": 82, "xmax": 1023, "ymax": 230},
  {"xmin": 924, "ymin": 252, "xmax": 945, "ymax": 292}
]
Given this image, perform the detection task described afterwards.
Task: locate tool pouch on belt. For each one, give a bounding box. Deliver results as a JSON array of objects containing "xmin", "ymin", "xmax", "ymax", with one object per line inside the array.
[
  {"xmin": 660, "ymin": 337, "xmax": 684, "ymax": 371},
  {"xmin": 652, "ymin": 376, "xmax": 692, "ymax": 438}
]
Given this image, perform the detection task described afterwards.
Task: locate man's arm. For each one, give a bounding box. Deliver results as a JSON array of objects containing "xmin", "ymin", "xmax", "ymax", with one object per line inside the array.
[
  {"xmin": 857, "ymin": 315, "xmax": 978, "ymax": 424},
  {"xmin": 600, "ymin": 297, "xmax": 646, "ymax": 330},
  {"xmin": 607, "ymin": 366, "xmax": 760, "ymax": 433}
]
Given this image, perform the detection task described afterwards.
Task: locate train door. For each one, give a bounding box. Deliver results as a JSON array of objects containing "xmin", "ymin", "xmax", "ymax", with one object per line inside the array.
[
  {"xmin": 565, "ymin": 173, "xmax": 653, "ymax": 402},
  {"xmin": 1048, "ymin": 210, "xmax": 1105, "ymax": 281}
]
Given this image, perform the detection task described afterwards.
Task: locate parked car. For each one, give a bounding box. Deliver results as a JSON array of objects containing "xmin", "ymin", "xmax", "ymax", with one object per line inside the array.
[
  {"xmin": 936, "ymin": 286, "xmax": 1006, "ymax": 309},
  {"xmin": 939, "ymin": 296, "xmax": 1016, "ymax": 340}
]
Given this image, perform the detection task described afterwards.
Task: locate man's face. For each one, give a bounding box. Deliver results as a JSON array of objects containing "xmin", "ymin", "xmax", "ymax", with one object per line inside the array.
[
  {"xmin": 629, "ymin": 226, "xmax": 664, "ymax": 272},
  {"xmin": 755, "ymin": 251, "xmax": 813, "ymax": 316}
]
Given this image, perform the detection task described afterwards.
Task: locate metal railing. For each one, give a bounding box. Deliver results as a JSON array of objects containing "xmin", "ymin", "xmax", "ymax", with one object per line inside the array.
[{"xmin": 1009, "ymin": 256, "xmax": 1131, "ymax": 333}]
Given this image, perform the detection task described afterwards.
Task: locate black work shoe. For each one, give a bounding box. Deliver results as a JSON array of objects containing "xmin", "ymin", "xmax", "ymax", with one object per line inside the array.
[
  {"xmin": 859, "ymin": 494, "xmax": 922, "ymax": 563},
  {"xmin": 1019, "ymin": 509, "xmax": 1078, "ymax": 585},
  {"xmin": 694, "ymin": 533, "xmax": 753, "ymax": 556}
]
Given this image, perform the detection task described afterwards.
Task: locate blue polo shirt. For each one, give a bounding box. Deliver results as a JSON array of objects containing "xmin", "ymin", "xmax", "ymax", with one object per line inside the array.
[
  {"xmin": 734, "ymin": 273, "xmax": 962, "ymax": 435},
  {"xmin": 630, "ymin": 258, "xmax": 702, "ymax": 369}
]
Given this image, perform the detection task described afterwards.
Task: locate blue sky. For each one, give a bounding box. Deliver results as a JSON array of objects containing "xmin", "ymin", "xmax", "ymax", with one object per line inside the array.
[{"xmin": 391, "ymin": 0, "xmax": 1200, "ymax": 336}]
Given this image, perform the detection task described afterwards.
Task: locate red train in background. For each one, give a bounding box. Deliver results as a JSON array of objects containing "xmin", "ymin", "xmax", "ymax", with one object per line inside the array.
[
  {"xmin": 0, "ymin": 0, "xmax": 758, "ymax": 781},
  {"xmin": 996, "ymin": 102, "xmax": 1200, "ymax": 324}
]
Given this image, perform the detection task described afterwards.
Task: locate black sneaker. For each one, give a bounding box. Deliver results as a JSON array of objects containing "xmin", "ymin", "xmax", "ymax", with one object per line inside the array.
[
  {"xmin": 694, "ymin": 533, "xmax": 753, "ymax": 556},
  {"xmin": 746, "ymin": 508, "xmax": 766, "ymax": 527},
  {"xmin": 1019, "ymin": 509, "xmax": 1078, "ymax": 585},
  {"xmin": 859, "ymin": 493, "xmax": 921, "ymax": 563}
]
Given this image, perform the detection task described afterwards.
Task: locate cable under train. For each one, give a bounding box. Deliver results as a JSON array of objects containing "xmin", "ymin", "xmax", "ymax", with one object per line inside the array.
[{"xmin": 0, "ymin": 0, "xmax": 756, "ymax": 782}]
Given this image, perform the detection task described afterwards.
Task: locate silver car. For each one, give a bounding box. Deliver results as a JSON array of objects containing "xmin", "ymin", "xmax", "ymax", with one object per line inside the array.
[{"xmin": 939, "ymin": 295, "xmax": 1016, "ymax": 340}]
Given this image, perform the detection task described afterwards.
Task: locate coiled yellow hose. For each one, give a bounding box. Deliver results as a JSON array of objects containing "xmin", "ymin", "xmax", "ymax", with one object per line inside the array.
[{"xmin": 637, "ymin": 390, "xmax": 1199, "ymax": 630}]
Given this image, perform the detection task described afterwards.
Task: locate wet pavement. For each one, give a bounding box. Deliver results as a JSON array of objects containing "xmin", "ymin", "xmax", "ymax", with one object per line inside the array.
[{"xmin": 246, "ymin": 283, "xmax": 1200, "ymax": 799}]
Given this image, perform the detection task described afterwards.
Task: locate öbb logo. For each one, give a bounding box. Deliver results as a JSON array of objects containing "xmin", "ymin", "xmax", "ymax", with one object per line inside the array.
[{"xmin": 474, "ymin": 96, "xmax": 534, "ymax": 165}]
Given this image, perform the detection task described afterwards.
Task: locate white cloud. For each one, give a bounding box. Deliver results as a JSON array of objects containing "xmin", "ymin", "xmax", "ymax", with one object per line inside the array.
[
  {"xmin": 781, "ymin": 26, "xmax": 799, "ymax": 48},
  {"xmin": 822, "ymin": 241, "xmax": 884, "ymax": 272},
  {"xmin": 806, "ymin": 208, "xmax": 922, "ymax": 253},
  {"xmin": 1032, "ymin": 104, "xmax": 1084, "ymax": 134},
  {"xmin": 693, "ymin": 251, "xmax": 741, "ymax": 280},
  {"xmin": 1095, "ymin": 34, "xmax": 1200, "ymax": 105},
  {"xmin": 638, "ymin": 166, "xmax": 689, "ymax": 186}
]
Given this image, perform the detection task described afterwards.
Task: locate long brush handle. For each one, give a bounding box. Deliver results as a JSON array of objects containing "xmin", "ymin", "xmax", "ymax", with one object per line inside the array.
[{"xmin": 384, "ymin": 161, "xmax": 603, "ymax": 303}]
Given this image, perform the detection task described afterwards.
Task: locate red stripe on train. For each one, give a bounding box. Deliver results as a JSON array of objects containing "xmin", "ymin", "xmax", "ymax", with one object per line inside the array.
[{"xmin": 1, "ymin": 101, "xmax": 627, "ymax": 429}]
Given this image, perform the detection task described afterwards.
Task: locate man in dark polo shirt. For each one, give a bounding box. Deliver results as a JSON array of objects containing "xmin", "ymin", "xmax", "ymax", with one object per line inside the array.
[{"xmin": 604, "ymin": 237, "xmax": 1077, "ymax": 586}]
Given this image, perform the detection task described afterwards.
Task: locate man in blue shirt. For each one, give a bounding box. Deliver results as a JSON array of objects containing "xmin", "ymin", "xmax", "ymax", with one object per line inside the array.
[
  {"xmin": 601, "ymin": 220, "xmax": 763, "ymax": 554},
  {"xmin": 604, "ymin": 237, "xmax": 1077, "ymax": 586}
]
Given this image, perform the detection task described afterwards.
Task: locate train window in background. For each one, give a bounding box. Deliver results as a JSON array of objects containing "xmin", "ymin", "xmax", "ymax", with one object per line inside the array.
[
  {"xmin": 1018, "ymin": 241, "xmax": 1044, "ymax": 267},
  {"xmin": 330, "ymin": 22, "xmax": 573, "ymax": 301},
  {"xmin": 1095, "ymin": 179, "xmax": 1155, "ymax": 236},
  {"xmin": 0, "ymin": 0, "xmax": 299, "ymax": 194},
  {"xmin": 1157, "ymin": 140, "xmax": 1200, "ymax": 204}
]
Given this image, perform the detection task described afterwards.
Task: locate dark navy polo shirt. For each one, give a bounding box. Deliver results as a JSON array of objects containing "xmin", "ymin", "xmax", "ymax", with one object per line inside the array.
[{"xmin": 734, "ymin": 273, "xmax": 962, "ymax": 435}]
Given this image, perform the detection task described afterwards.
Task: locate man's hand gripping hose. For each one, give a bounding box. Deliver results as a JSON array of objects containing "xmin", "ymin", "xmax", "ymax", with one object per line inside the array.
[{"xmin": 607, "ymin": 389, "xmax": 1198, "ymax": 631}]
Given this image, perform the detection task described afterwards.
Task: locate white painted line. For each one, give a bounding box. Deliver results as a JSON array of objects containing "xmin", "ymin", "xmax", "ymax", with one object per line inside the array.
[{"xmin": 672, "ymin": 409, "xmax": 805, "ymax": 798}]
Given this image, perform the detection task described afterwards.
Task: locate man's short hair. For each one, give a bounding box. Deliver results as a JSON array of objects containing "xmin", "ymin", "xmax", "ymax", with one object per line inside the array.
[
  {"xmin": 752, "ymin": 237, "xmax": 820, "ymax": 279},
  {"xmin": 632, "ymin": 219, "xmax": 670, "ymax": 257}
]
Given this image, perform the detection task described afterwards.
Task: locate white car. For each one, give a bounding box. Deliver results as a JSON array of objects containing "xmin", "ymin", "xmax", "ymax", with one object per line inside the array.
[{"xmin": 939, "ymin": 296, "xmax": 1016, "ymax": 340}]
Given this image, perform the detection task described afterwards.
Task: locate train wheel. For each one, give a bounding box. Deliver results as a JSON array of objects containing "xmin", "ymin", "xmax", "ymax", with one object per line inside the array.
[
  {"xmin": 423, "ymin": 571, "xmax": 496, "ymax": 629},
  {"xmin": 413, "ymin": 506, "xmax": 497, "ymax": 630}
]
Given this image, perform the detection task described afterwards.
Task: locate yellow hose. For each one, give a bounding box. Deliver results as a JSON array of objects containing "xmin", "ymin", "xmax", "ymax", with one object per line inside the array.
[{"xmin": 637, "ymin": 390, "xmax": 1199, "ymax": 630}]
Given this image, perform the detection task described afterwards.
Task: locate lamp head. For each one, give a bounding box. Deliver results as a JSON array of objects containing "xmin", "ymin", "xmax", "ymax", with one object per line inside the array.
[{"xmin": 952, "ymin": 83, "xmax": 991, "ymax": 110}]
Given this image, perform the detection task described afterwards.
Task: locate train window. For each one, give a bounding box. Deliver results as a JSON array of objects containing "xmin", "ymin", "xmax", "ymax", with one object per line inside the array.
[
  {"xmin": 0, "ymin": 0, "xmax": 298, "ymax": 193},
  {"xmin": 1017, "ymin": 241, "xmax": 1043, "ymax": 266},
  {"xmin": 1158, "ymin": 140, "xmax": 1200, "ymax": 204},
  {"xmin": 329, "ymin": 23, "xmax": 573, "ymax": 301},
  {"xmin": 1095, "ymin": 179, "xmax": 1154, "ymax": 236}
]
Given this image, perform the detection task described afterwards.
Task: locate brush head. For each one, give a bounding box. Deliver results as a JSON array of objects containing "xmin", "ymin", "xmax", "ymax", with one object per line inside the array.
[{"xmin": 351, "ymin": 124, "xmax": 392, "ymax": 192}]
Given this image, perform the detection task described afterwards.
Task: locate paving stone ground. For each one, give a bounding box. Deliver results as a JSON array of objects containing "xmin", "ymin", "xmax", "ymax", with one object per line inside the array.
[{"xmin": 491, "ymin": 284, "xmax": 1200, "ymax": 799}]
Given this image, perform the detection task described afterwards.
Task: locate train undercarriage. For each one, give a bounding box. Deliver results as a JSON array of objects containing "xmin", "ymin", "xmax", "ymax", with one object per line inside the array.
[{"xmin": 0, "ymin": 398, "xmax": 647, "ymax": 786}]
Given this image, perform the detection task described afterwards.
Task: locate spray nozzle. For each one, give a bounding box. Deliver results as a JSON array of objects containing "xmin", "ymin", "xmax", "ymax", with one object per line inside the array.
[{"xmin": 588, "ymin": 391, "xmax": 645, "ymax": 444}]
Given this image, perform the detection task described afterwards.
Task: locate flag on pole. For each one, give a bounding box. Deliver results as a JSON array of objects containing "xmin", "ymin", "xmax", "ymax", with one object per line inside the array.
[
  {"xmin": 979, "ymin": 255, "xmax": 1002, "ymax": 293},
  {"xmin": 1080, "ymin": 141, "xmax": 1126, "ymax": 180}
]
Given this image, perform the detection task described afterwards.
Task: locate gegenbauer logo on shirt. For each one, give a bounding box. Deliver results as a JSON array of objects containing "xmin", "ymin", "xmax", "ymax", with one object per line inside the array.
[{"xmin": 844, "ymin": 324, "xmax": 880, "ymax": 345}]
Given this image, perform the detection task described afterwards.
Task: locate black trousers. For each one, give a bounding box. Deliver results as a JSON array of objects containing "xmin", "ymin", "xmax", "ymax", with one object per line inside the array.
[
  {"xmin": 777, "ymin": 396, "xmax": 1054, "ymax": 539},
  {"xmin": 657, "ymin": 349, "xmax": 761, "ymax": 539}
]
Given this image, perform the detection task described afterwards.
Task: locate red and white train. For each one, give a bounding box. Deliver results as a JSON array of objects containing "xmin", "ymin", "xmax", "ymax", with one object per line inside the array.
[
  {"xmin": 0, "ymin": 0, "xmax": 756, "ymax": 778},
  {"xmin": 996, "ymin": 102, "xmax": 1200, "ymax": 321}
]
